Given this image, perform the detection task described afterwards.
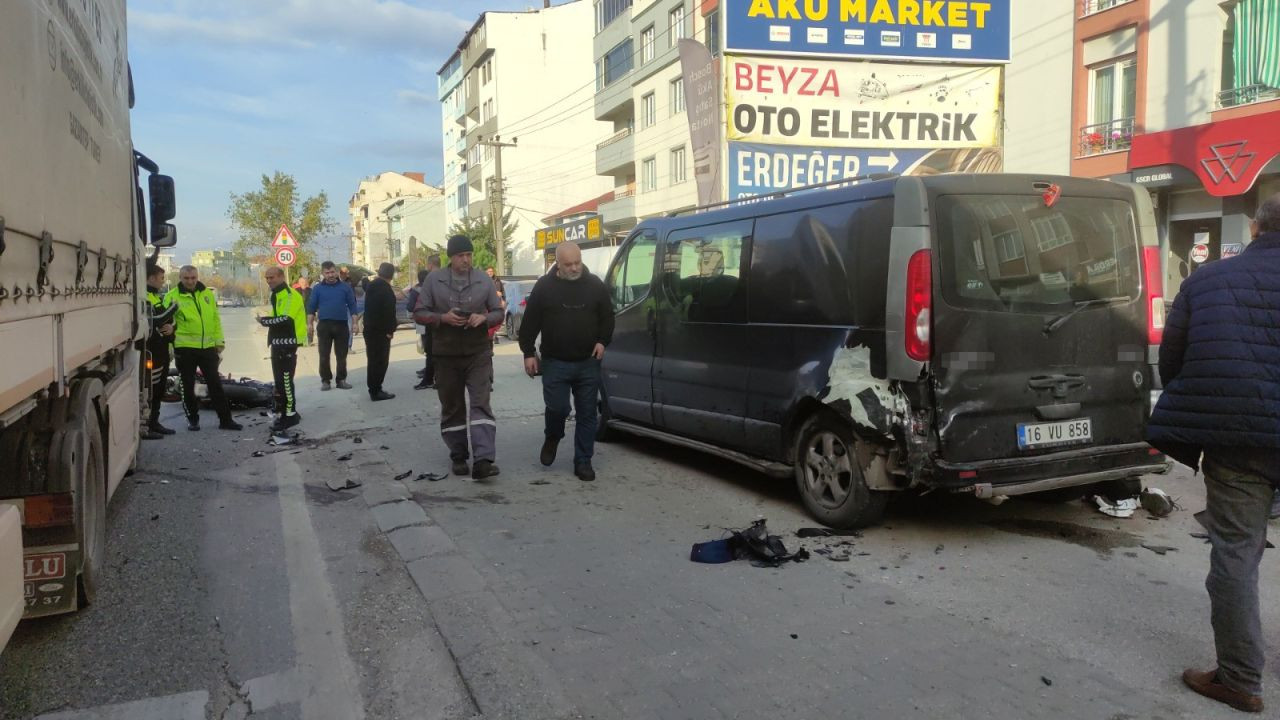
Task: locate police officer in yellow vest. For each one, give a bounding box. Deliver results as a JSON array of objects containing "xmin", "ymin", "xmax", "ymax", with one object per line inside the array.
[
  {"xmin": 143, "ymin": 261, "xmax": 178, "ymax": 439},
  {"xmin": 165, "ymin": 265, "xmax": 242, "ymax": 431},
  {"xmin": 259, "ymin": 266, "xmax": 308, "ymax": 432}
]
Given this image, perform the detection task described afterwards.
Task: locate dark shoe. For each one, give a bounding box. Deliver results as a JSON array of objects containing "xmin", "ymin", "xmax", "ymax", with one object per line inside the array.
[
  {"xmin": 472, "ymin": 460, "xmax": 500, "ymax": 480},
  {"xmin": 452, "ymin": 459, "xmax": 470, "ymax": 476},
  {"xmin": 187, "ymin": 419, "xmax": 200, "ymax": 431},
  {"xmin": 414, "ymin": 381, "xmax": 434, "ymax": 390},
  {"xmin": 540, "ymin": 437, "xmax": 559, "ymax": 467},
  {"xmin": 321, "ymin": 381, "xmax": 332, "ymax": 391},
  {"xmin": 219, "ymin": 420, "xmax": 244, "ymax": 431},
  {"xmin": 142, "ymin": 430, "xmax": 164, "ymax": 441},
  {"xmin": 1182, "ymin": 668, "xmax": 1264, "ymax": 713},
  {"xmin": 370, "ymin": 391, "xmax": 395, "ymax": 402},
  {"xmin": 574, "ymin": 462, "xmax": 596, "ymax": 482},
  {"xmin": 148, "ymin": 422, "xmax": 176, "ymax": 436},
  {"xmin": 416, "ymin": 369, "xmax": 426, "ymax": 377},
  {"xmin": 272, "ymin": 413, "xmax": 301, "ymax": 432},
  {"xmin": 336, "ymin": 380, "xmax": 352, "ymax": 390}
]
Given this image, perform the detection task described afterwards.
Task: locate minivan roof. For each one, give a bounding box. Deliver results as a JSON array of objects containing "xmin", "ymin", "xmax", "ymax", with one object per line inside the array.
[{"xmin": 635, "ymin": 173, "xmax": 1135, "ymax": 235}]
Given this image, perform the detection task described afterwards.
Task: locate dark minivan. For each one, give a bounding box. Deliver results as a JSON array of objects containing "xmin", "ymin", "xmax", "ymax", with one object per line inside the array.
[{"xmin": 598, "ymin": 174, "xmax": 1171, "ymax": 528}]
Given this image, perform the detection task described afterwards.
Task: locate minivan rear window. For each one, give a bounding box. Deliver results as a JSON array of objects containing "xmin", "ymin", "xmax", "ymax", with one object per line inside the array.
[{"xmin": 935, "ymin": 194, "xmax": 1140, "ymax": 312}]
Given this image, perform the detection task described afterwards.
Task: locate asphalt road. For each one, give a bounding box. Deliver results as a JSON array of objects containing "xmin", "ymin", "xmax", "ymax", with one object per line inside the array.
[{"xmin": 1, "ymin": 308, "xmax": 1277, "ymax": 719}]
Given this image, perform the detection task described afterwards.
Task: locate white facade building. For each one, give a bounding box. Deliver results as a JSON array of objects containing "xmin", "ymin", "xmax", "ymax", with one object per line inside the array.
[
  {"xmin": 437, "ymin": 1, "xmax": 612, "ymax": 275},
  {"xmin": 347, "ymin": 172, "xmax": 444, "ymax": 269}
]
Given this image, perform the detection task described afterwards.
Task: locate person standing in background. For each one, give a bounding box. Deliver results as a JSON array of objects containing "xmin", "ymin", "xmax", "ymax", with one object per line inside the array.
[
  {"xmin": 362, "ymin": 262, "xmax": 398, "ymax": 401},
  {"xmin": 307, "ymin": 261, "xmax": 357, "ymax": 391},
  {"xmin": 414, "ymin": 253, "xmax": 442, "ymax": 390},
  {"xmin": 143, "ymin": 261, "xmax": 177, "ymax": 439},
  {"xmin": 166, "ymin": 265, "xmax": 242, "ymax": 431},
  {"xmin": 260, "ymin": 267, "xmax": 307, "ymax": 432}
]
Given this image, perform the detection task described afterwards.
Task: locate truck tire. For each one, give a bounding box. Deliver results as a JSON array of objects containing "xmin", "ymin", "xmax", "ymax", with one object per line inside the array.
[
  {"xmin": 67, "ymin": 380, "xmax": 107, "ymax": 607},
  {"xmin": 793, "ymin": 414, "xmax": 887, "ymax": 529}
]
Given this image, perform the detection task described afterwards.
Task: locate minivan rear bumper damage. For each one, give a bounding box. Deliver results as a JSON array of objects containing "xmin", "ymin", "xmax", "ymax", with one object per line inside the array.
[{"xmin": 932, "ymin": 442, "xmax": 1172, "ymax": 498}]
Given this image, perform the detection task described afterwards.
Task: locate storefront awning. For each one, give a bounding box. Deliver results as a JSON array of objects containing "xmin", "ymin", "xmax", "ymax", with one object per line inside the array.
[{"xmin": 1128, "ymin": 108, "xmax": 1280, "ymax": 197}]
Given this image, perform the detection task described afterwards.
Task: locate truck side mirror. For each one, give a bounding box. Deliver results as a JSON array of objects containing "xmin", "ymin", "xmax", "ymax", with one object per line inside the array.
[
  {"xmin": 148, "ymin": 174, "xmax": 176, "ymax": 225},
  {"xmin": 152, "ymin": 223, "xmax": 178, "ymax": 248}
]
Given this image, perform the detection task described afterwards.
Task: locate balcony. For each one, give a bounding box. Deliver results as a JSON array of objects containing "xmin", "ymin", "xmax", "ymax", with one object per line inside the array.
[
  {"xmin": 595, "ymin": 74, "xmax": 633, "ymax": 120},
  {"xmin": 1218, "ymin": 83, "xmax": 1280, "ymax": 109},
  {"xmin": 1078, "ymin": 117, "xmax": 1136, "ymax": 157},
  {"xmin": 1079, "ymin": 0, "xmax": 1134, "ymax": 17},
  {"xmin": 599, "ymin": 188, "xmax": 637, "ymax": 229},
  {"xmin": 595, "ymin": 127, "xmax": 635, "ymax": 176}
]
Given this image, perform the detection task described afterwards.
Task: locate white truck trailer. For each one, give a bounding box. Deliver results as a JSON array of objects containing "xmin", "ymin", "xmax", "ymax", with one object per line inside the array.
[{"xmin": 0, "ymin": 0, "xmax": 176, "ymax": 645}]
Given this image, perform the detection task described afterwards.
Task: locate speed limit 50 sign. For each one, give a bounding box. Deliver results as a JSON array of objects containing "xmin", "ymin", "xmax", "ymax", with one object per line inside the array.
[{"xmin": 275, "ymin": 247, "xmax": 297, "ymax": 267}]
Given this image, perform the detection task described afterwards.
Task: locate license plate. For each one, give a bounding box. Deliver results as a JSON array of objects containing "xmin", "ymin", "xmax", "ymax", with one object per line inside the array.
[{"xmin": 1017, "ymin": 418, "xmax": 1092, "ymax": 450}]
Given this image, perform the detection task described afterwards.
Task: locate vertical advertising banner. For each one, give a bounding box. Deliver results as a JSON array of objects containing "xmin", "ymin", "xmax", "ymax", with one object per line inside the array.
[
  {"xmin": 726, "ymin": 0, "xmax": 1012, "ymax": 63},
  {"xmin": 678, "ymin": 39, "xmax": 724, "ymax": 206}
]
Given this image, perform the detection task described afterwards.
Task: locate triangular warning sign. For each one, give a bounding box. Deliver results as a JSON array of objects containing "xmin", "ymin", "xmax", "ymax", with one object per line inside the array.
[{"xmin": 272, "ymin": 224, "xmax": 298, "ymax": 248}]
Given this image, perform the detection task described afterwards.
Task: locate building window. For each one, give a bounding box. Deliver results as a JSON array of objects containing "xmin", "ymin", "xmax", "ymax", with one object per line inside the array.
[
  {"xmin": 705, "ymin": 9, "xmax": 721, "ymax": 55},
  {"xmin": 484, "ymin": 145, "xmax": 493, "ymax": 162},
  {"xmin": 1218, "ymin": 1, "xmax": 1280, "ymax": 108},
  {"xmin": 671, "ymin": 146, "xmax": 687, "ymax": 184},
  {"xmin": 670, "ymin": 76, "xmax": 685, "ymax": 115},
  {"xmin": 1081, "ymin": 56, "xmax": 1137, "ymax": 156},
  {"xmin": 595, "ymin": 0, "xmax": 633, "ymax": 33},
  {"xmin": 641, "ymin": 92, "xmax": 656, "ymax": 128},
  {"xmin": 481, "ymin": 60, "xmax": 493, "ymax": 85},
  {"xmin": 597, "ymin": 38, "xmax": 633, "ymax": 89},
  {"xmin": 641, "ymin": 25, "xmax": 655, "ymax": 63},
  {"xmin": 481, "ymin": 98, "xmax": 496, "ymax": 122},
  {"xmin": 1080, "ymin": 0, "xmax": 1135, "ymax": 17},
  {"xmin": 669, "ymin": 6, "xmax": 686, "ymax": 46},
  {"xmin": 642, "ymin": 157, "xmax": 658, "ymax": 192}
]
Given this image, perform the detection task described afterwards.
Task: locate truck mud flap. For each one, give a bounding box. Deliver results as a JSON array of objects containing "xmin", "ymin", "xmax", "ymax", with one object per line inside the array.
[{"xmin": 22, "ymin": 544, "xmax": 79, "ymax": 618}]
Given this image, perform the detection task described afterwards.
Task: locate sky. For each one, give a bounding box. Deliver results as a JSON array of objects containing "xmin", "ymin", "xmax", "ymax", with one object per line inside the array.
[{"xmin": 127, "ymin": 0, "xmax": 542, "ymax": 263}]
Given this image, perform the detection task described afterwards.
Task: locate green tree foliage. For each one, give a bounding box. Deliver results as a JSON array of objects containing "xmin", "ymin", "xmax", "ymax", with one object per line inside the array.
[
  {"xmin": 445, "ymin": 212, "xmax": 517, "ymax": 273},
  {"xmin": 227, "ymin": 172, "xmax": 335, "ymax": 277}
]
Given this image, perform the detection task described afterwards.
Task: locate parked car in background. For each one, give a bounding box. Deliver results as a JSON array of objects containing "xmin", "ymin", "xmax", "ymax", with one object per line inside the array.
[
  {"xmin": 501, "ymin": 278, "xmax": 538, "ymax": 339},
  {"xmin": 395, "ymin": 287, "xmax": 413, "ymax": 327}
]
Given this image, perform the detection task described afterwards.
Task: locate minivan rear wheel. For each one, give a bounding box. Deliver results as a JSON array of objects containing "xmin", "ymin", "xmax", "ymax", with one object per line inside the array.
[{"xmin": 793, "ymin": 414, "xmax": 887, "ymax": 529}]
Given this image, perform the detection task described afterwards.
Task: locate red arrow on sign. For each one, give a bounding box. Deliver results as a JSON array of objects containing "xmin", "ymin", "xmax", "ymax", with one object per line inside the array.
[{"xmin": 272, "ymin": 224, "xmax": 298, "ymax": 248}]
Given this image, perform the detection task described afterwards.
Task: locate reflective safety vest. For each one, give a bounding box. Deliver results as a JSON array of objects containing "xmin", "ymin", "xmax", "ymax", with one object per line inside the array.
[
  {"xmin": 164, "ymin": 284, "xmax": 224, "ymax": 349},
  {"xmin": 263, "ymin": 284, "xmax": 307, "ymax": 348}
]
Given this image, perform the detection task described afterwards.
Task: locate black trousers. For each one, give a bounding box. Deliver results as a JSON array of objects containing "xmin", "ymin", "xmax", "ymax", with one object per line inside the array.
[
  {"xmin": 364, "ymin": 332, "xmax": 391, "ymax": 395},
  {"xmin": 272, "ymin": 348, "xmax": 298, "ymax": 416},
  {"xmin": 422, "ymin": 331, "xmax": 434, "ymax": 384},
  {"xmin": 316, "ymin": 319, "xmax": 349, "ymax": 382},
  {"xmin": 174, "ymin": 347, "xmax": 232, "ymax": 423},
  {"xmin": 147, "ymin": 342, "xmax": 170, "ymax": 426}
]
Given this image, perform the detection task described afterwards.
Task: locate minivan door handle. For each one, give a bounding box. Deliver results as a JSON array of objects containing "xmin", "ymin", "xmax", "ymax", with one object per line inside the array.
[{"xmin": 1035, "ymin": 403, "xmax": 1082, "ymax": 420}]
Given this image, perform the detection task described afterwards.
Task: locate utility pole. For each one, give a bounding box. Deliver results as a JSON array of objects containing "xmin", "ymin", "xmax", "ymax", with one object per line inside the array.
[
  {"xmin": 384, "ymin": 213, "xmax": 394, "ymax": 267},
  {"xmin": 478, "ymin": 135, "xmax": 517, "ymax": 276}
]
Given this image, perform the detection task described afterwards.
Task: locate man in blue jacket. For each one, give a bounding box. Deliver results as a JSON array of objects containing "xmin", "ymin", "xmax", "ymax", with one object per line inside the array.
[
  {"xmin": 307, "ymin": 261, "xmax": 358, "ymax": 391},
  {"xmin": 1148, "ymin": 192, "xmax": 1280, "ymax": 714}
]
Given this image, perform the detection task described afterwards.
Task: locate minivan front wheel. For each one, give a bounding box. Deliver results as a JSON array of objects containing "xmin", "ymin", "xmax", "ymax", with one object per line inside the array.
[{"xmin": 794, "ymin": 415, "xmax": 887, "ymax": 529}]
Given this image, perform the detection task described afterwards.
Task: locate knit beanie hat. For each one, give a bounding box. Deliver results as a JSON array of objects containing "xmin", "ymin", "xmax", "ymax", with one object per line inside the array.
[{"xmin": 446, "ymin": 234, "xmax": 474, "ymax": 257}]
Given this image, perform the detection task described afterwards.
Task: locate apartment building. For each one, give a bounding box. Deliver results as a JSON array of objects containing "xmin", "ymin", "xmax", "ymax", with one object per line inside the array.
[
  {"xmin": 347, "ymin": 172, "xmax": 444, "ymax": 269},
  {"xmin": 437, "ymin": 1, "xmax": 612, "ymax": 275},
  {"xmin": 1070, "ymin": 0, "xmax": 1280, "ymax": 294},
  {"xmin": 190, "ymin": 250, "xmax": 251, "ymax": 282},
  {"xmin": 593, "ymin": 0, "xmax": 706, "ymax": 236}
]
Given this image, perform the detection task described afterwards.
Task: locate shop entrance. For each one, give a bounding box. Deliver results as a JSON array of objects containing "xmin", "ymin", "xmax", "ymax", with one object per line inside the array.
[{"xmin": 1166, "ymin": 217, "xmax": 1222, "ymax": 297}]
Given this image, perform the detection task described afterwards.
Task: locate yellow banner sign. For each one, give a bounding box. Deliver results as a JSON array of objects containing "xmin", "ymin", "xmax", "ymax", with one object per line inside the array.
[{"xmin": 536, "ymin": 216, "xmax": 603, "ymax": 250}]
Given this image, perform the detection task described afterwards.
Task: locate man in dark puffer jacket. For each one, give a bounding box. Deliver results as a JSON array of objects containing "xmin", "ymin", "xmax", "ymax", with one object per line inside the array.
[{"xmin": 1147, "ymin": 192, "xmax": 1280, "ymax": 714}]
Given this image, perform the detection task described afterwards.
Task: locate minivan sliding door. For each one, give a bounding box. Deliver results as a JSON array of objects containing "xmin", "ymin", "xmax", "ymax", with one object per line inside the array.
[
  {"xmin": 653, "ymin": 220, "xmax": 753, "ymax": 449},
  {"xmin": 602, "ymin": 231, "xmax": 659, "ymax": 424}
]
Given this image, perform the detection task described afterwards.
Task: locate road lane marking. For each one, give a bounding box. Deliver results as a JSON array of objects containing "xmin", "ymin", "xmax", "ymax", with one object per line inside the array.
[
  {"xmin": 35, "ymin": 690, "xmax": 207, "ymax": 720},
  {"xmin": 275, "ymin": 452, "xmax": 367, "ymax": 720}
]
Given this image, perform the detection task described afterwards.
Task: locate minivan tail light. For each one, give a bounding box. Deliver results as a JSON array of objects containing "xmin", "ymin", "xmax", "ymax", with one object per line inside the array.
[
  {"xmin": 905, "ymin": 249, "xmax": 932, "ymax": 362},
  {"xmin": 1142, "ymin": 246, "xmax": 1164, "ymax": 345}
]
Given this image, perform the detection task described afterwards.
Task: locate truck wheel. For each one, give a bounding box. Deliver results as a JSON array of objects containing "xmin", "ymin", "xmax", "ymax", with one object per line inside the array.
[
  {"xmin": 794, "ymin": 414, "xmax": 887, "ymax": 529},
  {"xmin": 67, "ymin": 381, "xmax": 108, "ymax": 607}
]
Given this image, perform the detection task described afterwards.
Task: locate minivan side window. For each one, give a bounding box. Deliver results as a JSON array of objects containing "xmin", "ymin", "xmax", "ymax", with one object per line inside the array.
[
  {"xmin": 661, "ymin": 221, "xmax": 750, "ymax": 323},
  {"xmin": 749, "ymin": 198, "xmax": 894, "ymax": 327},
  {"xmin": 608, "ymin": 231, "xmax": 658, "ymax": 311}
]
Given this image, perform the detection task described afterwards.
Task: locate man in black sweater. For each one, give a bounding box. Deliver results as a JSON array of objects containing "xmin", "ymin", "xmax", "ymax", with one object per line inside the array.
[
  {"xmin": 362, "ymin": 262, "xmax": 398, "ymax": 401},
  {"xmin": 518, "ymin": 242, "xmax": 615, "ymax": 481}
]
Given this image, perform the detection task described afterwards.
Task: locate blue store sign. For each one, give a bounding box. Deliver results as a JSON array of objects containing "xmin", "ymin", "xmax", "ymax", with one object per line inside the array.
[
  {"xmin": 728, "ymin": 142, "xmax": 931, "ymax": 199},
  {"xmin": 727, "ymin": 0, "xmax": 1011, "ymax": 63}
]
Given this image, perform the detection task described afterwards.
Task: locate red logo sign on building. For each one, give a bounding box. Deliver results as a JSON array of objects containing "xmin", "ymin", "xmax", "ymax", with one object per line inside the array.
[{"xmin": 1129, "ymin": 109, "xmax": 1280, "ymax": 198}]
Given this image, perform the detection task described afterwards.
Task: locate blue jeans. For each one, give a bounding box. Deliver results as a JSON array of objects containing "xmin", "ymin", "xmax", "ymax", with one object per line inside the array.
[{"xmin": 542, "ymin": 358, "xmax": 600, "ymax": 465}]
